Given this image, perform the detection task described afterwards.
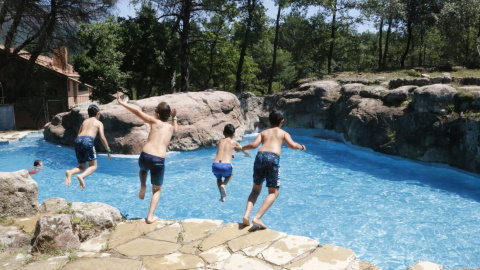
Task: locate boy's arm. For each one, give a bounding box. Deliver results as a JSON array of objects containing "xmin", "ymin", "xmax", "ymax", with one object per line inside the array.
[
  {"xmin": 116, "ymin": 92, "xmax": 157, "ymax": 124},
  {"xmin": 171, "ymin": 108, "xmax": 178, "ymax": 132},
  {"xmin": 284, "ymin": 132, "xmax": 306, "ymax": 151},
  {"xmin": 97, "ymin": 121, "xmax": 112, "ymax": 160},
  {"xmin": 77, "ymin": 123, "xmax": 83, "ymax": 135},
  {"xmin": 242, "ymin": 133, "xmax": 262, "ymax": 151},
  {"xmin": 233, "ymin": 141, "xmax": 250, "ymax": 156}
]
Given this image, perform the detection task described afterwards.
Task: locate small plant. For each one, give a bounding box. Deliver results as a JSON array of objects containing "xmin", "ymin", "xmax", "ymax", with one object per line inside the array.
[
  {"xmin": 0, "ymin": 217, "xmax": 17, "ymax": 226},
  {"xmin": 24, "ymin": 255, "xmax": 37, "ymax": 265},
  {"xmin": 67, "ymin": 252, "xmax": 78, "ymax": 262},
  {"xmin": 194, "ymin": 243, "xmax": 203, "ymax": 251},
  {"xmin": 36, "ymin": 243, "xmax": 64, "ymax": 257},
  {"xmin": 72, "ymin": 215, "xmax": 92, "ymax": 228},
  {"xmin": 177, "ymin": 233, "xmax": 184, "ymax": 243},
  {"xmin": 386, "ymin": 127, "xmax": 396, "ymax": 139},
  {"xmin": 0, "ymin": 243, "xmax": 8, "ymax": 251},
  {"xmin": 446, "ymin": 104, "xmax": 455, "ymax": 114},
  {"xmin": 101, "ymin": 243, "xmax": 112, "ymax": 252},
  {"xmin": 57, "ymin": 202, "xmax": 73, "ymax": 214}
]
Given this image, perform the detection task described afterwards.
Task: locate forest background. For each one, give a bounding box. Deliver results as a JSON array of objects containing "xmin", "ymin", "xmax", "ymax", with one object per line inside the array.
[{"xmin": 0, "ymin": 0, "xmax": 479, "ymax": 104}]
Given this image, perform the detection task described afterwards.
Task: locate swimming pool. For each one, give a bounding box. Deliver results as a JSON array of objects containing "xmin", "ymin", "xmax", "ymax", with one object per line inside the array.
[{"xmin": 1, "ymin": 131, "xmax": 479, "ymax": 269}]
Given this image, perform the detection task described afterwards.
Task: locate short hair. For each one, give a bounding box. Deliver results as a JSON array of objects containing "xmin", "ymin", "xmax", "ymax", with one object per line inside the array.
[
  {"xmin": 223, "ymin": 124, "xmax": 235, "ymax": 137},
  {"xmin": 269, "ymin": 109, "xmax": 284, "ymax": 126},
  {"xmin": 88, "ymin": 104, "xmax": 100, "ymax": 117},
  {"xmin": 34, "ymin": 160, "xmax": 42, "ymax": 167},
  {"xmin": 155, "ymin": 102, "xmax": 171, "ymax": 121}
]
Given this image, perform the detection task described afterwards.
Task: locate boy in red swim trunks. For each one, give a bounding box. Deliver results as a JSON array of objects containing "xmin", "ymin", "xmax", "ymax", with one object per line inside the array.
[
  {"xmin": 116, "ymin": 92, "xmax": 178, "ymax": 224},
  {"xmin": 65, "ymin": 104, "xmax": 111, "ymax": 190},
  {"xmin": 241, "ymin": 109, "xmax": 306, "ymax": 229},
  {"xmin": 212, "ymin": 124, "xmax": 249, "ymax": 202}
]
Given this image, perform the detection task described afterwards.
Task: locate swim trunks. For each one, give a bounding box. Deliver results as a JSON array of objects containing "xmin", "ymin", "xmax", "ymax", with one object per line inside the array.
[
  {"xmin": 212, "ymin": 162, "xmax": 233, "ymax": 179},
  {"xmin": 74, "ymin": 136, "xmax": 96, "ymax": 163},
  {"xmin": 253, "ymin": 151, "xmax": 280, "ymax": 188},
  {"xmin": 138, "ymin": 152, "xmax": 165, "ymax": 186}
]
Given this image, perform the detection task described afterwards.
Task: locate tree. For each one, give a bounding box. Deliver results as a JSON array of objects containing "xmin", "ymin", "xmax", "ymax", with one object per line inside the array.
[{"xmin": 267, "ymin": 0, "xmax": 289, "ymax": 94}]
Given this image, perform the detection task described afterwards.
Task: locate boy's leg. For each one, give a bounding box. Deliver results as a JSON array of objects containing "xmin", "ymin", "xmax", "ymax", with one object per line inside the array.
[
  {"xmin": 217, "ymin": 178, "xmax": 225, "ymax": 202},
  {"xmin": 65, "ymin": 164, "xmax": 85, "ymax": 187},
  {"xmin": 243, "ymin": 184, "xmax": 262, "ymax": 226},
  {"xmin": 76, "ymin": 160, "xmax": 97, "ymax": 191},
  {"xmin": 252, "ymin": 187, "xmax": 279, "ymax": 229},
  {"xmin": 219, "ymin": 175, "xmax": 233, "ymax": 202},
  {"xmin": 139, "ymin": 171, "xmax": 147, "ymax": 200},
  {"xmin": 146, "ymin": 184, "xmax": 162, "ymax": 224}
]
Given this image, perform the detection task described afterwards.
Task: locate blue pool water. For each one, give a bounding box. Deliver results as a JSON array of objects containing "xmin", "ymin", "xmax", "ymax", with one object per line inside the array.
[{"xmin": 1, "ymin": 131, "xmax": 480, "ymax": 269}]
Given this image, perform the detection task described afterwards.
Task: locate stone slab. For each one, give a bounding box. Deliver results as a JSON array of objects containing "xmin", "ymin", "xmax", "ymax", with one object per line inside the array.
[
  {"xmin": 143, "ymin": 252, "xmax": 205, "ymax": 270},
  {"xmin": 285, "ymin": 244, "xmax": 357, "ymax": 270},
  {"xmin": 241, "ymin": 242, "xmax": 271, "ymax": 257},
  {"xmin": 178, "ymin": 240, "xmax": 202, "ymax": 254},
  {"xmin": 201, "ymin": 222, "xmax": 251, "ymax": 250},
  {"xmin": 227, "ymin": 229, "xmax": 286, "ymax": 252},
  {"xmin": 261, "ymin": 235, "xmax": 319, "ymax": 265},
  {"xmin": 148, "ymin": 223, "xmax": 182, "ymax": 243},
  {"xmin": 108, "ymin": 219, "xmax": 168, "ymax": 247},
  {"xmin": 114, "ymin": 238, "xmax": 180, "ymax": 257},
  {"xmin": 208, "ymin": 253, "xmax": 275, "ymax": 270},
  {"xmin": 62, "ymin": 257, "xmax": 142, "ymax": 270},
  {"xmin": 199, "ymin": 245, "xmax": 231, "ymax": 264},
  {"xmin": 18, "ymin": 257, "xmax": 68, "ymax": 270},
  {"xmin": 358, "ymin": 260, "xmax": 382, "ymax": 270},
  {"xmin": 79, "ymin": 231, "xmax": 110, "ymax": 252},
  {"xmin": 407, "ymin": 260, "xmax": 443, "ymax": 270},
  {"xmin": 181, "ymin": 219, "xmax": 223, "ymax": 243}
]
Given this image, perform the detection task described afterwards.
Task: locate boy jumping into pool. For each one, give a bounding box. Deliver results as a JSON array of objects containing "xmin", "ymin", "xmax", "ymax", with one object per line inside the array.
[
  {"xmin": 65, "ymin": 104, "xmax": 112, "ymax": 191},
  {"xmin": 116, "ymin": 92, "xmax": 178, "ymax": 224},
  {"xmin": 241, "ymin": 109, "xmax": 306, "ymax": 229},
  {"xmin": 212, "ymin": 124, "xmax": 249, "ymax": 202}
]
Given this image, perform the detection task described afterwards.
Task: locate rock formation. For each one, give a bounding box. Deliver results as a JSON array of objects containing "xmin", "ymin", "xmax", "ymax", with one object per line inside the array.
[
  {"xmin": 0, "ymin": 170, "xmax": 39, "ymax": 218},
  {"xmin": 44, "ymin": 91, "xmax": 244, "ymax": 154}
]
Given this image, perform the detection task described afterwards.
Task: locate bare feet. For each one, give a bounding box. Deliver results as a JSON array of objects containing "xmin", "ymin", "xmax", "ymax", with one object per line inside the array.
[
  {"xmin": 65, "ymin": 170, "xmax": 72, "ymax": 187},
  {"xmin": 220, "ymin": 185, "xmax": 226, "ymax": 202},
  {"xmin": 243, "ymin": 217, "xmax": 251, "ymax": 226},
  {"xmin": 139, "ymin": 186, "xmax": 146, "ymax": 200},
  {"xmin": 77, "ymin": 175, "xmax": 85, "ymax": 191},
  {"xmin": 252, "ymin": 217, "xmax": 267, "ymax": 229},
  {"xmin": 146, "ymin": 216, "xmax": 158, "ymax": 224}
]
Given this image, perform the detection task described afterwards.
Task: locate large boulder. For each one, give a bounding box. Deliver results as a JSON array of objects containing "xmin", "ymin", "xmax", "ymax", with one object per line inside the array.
[
  {"xmin": 40, "ymin": 197, "xmax": 68, "ymax": 213},
  {"xmin": 32, "ymin": 214, "xmax": 80, "ymax": 252},
  {"xmin": 44, "ymin": 91, "xmax": 245, "ymax": 153},
  {"xmin": 0, "ymin": 170, "xmax": 39, "ymax": 218},
  {"xmin": 70, "ymin": 202, "xmax": 122, "ymax": 229},
  {"xmin": 0, "ymin": 225, "xmax": 31, "ymax": 248},
  {"xmin": 412, "ymin": 84, "xmax": 457, "ymax": 113}
]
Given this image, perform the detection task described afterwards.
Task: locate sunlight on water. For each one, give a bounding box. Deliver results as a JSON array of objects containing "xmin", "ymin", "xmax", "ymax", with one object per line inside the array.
[{"xmin": 1, "ymin": 131, "xmax": 480, "ymax": 269}]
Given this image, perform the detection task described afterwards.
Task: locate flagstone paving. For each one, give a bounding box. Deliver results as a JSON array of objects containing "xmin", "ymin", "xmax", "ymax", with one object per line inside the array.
[{"xmin": 0, "ymin": 218, "xmax": 448, "ymax": 269}]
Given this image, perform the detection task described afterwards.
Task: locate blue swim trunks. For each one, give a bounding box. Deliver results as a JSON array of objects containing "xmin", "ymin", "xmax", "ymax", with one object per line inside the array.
[
  {"xmin": 253, "ymin": 151, "xmax": 280, "ymax": 188},
  {"xmin": 138, "ymin": 152, "xmax": 165, "ymax": 186},
  {"xmin": 74, "ymin": 136, "xmax": 96, "ymax": 163},
  {"xmin": 212, "ymin": 162, "xmax": 233, "ymax": 179}
]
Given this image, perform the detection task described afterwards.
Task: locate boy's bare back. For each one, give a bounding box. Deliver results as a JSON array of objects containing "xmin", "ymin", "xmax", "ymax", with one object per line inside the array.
[
  {"xmin": 257, "ymin": 127, "xmax": 297, "ymax": 156},
  {"xmin": 78, "ymin": 118, "xmax": 103, "ymax": 138},
  {"xmin": 143, "ymin": 121, "xmax": 174, "ymax": 158},
  {"xmin": 214, "ymin": 138, "xmax": 240, "ymax": 163}
]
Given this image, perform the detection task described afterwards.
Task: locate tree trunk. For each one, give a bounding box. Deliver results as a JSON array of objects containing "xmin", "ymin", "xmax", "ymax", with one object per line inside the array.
[
  {"xmin": 327, "ymin": 0, "xmax": 337, "ymax": 74},
  {"xmin": 267, "ymin": 3, "xmax": 282, "ymax": 94},
  {"xmin": 400, "ymin": 20, "xmax": 412, "ymax": 67},
  {"xmin": 378, "ymin": 16, "xmax": 384, "ymax": 70},
  {"xmin": 382, "ymin": 16, "xmax": 393, "ymax": 69},
  {"xmin": 179, "ymin": 0, "xmax": 192, "ymax": 92},
  {"xmin": 206, "ymin": 39, "xmax": 217, "ymax": 88},
  {"xmin": 0, "ymin": 0, "xmax": 14, "ymax": 32},
  {"xmin": 418, "ymin": 31, "xmax": 424, "ymax": 66},
  {"xmin": 235, "ymin": 0, "xmax": 255, "ymax": 93}
]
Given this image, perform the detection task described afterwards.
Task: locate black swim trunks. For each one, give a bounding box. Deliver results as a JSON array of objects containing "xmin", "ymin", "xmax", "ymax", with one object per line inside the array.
[
  {"xmin": 253, "ymin": 151, "xmax": 280, "ymax": 188},
  {"xmin": 74, "ymin": 136, "xmax": 96, "ymax": 163},
  {"xmin": 138, "ymin": 152, "xmax": 165, "ymax": 186}
]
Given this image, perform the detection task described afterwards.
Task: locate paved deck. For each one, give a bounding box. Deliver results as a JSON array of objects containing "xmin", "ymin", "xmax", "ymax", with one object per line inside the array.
[{"xmin": 0, "ymin": 130, "xmax": 41, "ymax": 143}]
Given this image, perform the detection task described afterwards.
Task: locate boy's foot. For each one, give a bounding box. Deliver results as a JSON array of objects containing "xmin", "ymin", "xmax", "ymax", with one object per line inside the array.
[
  {"xmin": 65, "ymin": 170, "xmax": 72, "ymax": 186},
  {"xmin": 139, "ymin": 186, "xmax": 146, "ymax": 200},
  {"xmin": 252, "ymin": 217, "xmax": 267, "ymax": 229},
  {"xmin": 219, "ymin": 197, "xmax": 225, "ymax": 202},
  {"xmin": 77, "ymin": 175, "xmax": 85, "ymax": 191},
  {"xmin": 146, "ymin": 216, "xmax": 158, "ymax": 224},
  {"xmin": 242, "ymin": 217, "xmax": 251, "ymax": 226}
]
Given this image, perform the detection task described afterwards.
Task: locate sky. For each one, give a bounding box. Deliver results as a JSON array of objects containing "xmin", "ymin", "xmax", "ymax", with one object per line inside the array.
[{"xmin": 114, "ymin": 0, "xmax": 374, "ymax": 33}]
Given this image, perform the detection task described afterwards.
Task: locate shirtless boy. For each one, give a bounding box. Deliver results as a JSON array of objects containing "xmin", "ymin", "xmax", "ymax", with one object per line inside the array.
[
  {"xmin": 212, "ymin": 124, "xmax": 249, "ymax": 202},
  {"xmin": 65, "ymin": 104, "xmax": 111, "ymax": 191},
  {"xmin": 241, "ymin": 109, "xmax": 306, "ymax": 229},
  {"xmin": 116, "ymin": 92, "xmax": 178, "ymax": 224}
]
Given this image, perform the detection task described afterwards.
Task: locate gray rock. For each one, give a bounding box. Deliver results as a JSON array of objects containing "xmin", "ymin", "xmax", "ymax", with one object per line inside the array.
[
  {"xmin": 44, "ymin": 91, "xmax": 245, "ymax": 153},
  {"xmin": 0, "ymin": 170, "xmax": 39, "ymax": 218},
  {"xmin": 32, "ymin": 214, "xmax": 80, "ymax": 252},
  {"xmin": 70, "ymin": 202, "xmax": 122, "ymax": 229},
  {"xmin": 412, "ymin": 84, "xmax": 457, "ymax": 113},
  {"xmin": 0, "ymin": 225, "xmax": 31, "ymax": 248},
  {"xmin": 460, "ymin": 77, "xmax": 480, "ymax": 86},
  {"xmin": 359, "ymin": 86, "xmax": 388, "ymax": 100},
  {"xmin": 40, "ymin": 197, "xmax": 68, "ymax": 213},
  {"xmin": 383, "ymin": 88, "xmax": 410, "ymax": 105},
  {"xmin": 341, "ymin": 83, "xmax": 364, "ymax": 98}
]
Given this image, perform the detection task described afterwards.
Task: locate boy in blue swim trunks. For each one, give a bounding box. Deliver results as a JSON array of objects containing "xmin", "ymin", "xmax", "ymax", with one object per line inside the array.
[
  {"xmin": 241, "ymin": 109, "xmax": 306, "ymax": 229},
  {"xmin": 212, "ymin": 124, "xmax": 249, "ymax": 202},
  {"xmin": 65, "ymin": 104, "xmax": 111, "ymax": 191},
  {"xmin": 116, "ymin": 92, "xmax": 178, "ymax": 224}
]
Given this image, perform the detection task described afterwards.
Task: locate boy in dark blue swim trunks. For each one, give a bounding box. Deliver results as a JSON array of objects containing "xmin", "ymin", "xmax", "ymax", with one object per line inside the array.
[
  {"xmin": 241, "ymin": 109, "xmax": 306, "ymax": 229},
  {"xmin": 212, "ymin": 124, "xmax": 249, "ymax": 202},
  {"xmin": 65, "ymin": 104, "xmax": 111, "ymax": 191},
  {"xmin": 116, "ymin": 92, "xmax": 178, "ymax": 224}
]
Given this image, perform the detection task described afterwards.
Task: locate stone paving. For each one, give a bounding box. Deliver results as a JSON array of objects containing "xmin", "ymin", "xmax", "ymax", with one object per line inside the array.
[
  {"xmin": 1, "ymin": 217, "xmax": 448, "ymax": 270},
  {"xmin": 0, "ymin": 130, "xmax": 40, "ymax": 143}
]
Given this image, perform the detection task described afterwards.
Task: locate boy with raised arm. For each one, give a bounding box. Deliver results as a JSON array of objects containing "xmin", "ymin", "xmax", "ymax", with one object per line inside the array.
[
  {"xmin": 241, "ymin": 109, "xmax": 306, "ymax": 229},
  {"xmin": 116, "ymin": 92, "xmax": 178, "ymax": 224},
  {"xmin": 65, "ymin": 104, "xmax": 111, "ymax": 191},
  {"xmin": 212, "ymin": 124, "xmax": 249, "ymax": 202}
]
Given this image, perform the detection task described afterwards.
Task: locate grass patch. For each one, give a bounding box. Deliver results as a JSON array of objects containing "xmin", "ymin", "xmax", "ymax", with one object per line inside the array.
[
  {"xmin": 101, "ymin": 243, "xmax": 112, "ymax": 252},
  {"xmin": 0, "ymin": 243, "xmax": 8, "ymax": 251},
  {"xmin": 72, "ymin": 215, "xmax": 92, "ymax": 228},
  {"xmin": 0, "ymin": 217, "xmax": 17, "ymax": 226},
  {"xmin": 67, "ymin": 252, "xmax": 78, "ymax": 262},
  {"xmin": 57, "ymin": 202, "xmax": 73, "ymax": 214}
]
